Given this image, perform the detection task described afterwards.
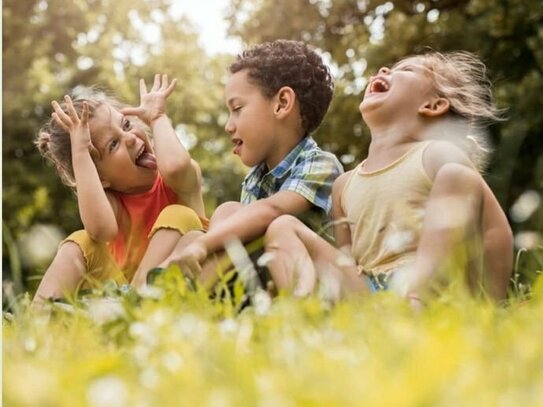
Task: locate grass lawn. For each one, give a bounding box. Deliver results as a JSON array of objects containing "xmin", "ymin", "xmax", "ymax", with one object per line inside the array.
[{"xmin": 3, "ymin": 266, "xmax": 543, "ymax": 407}]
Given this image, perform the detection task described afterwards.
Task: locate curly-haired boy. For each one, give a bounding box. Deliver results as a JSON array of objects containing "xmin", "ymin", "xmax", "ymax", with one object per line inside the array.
[{"xmin": 132, "ymin": 40, "xmax": 343, "ymax": 289}]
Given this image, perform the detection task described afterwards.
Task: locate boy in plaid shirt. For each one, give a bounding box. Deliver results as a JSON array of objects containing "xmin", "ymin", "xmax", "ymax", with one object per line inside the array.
[{"xmin": 133, "ymin": 40, "xmax": 342, "ymax": 289}]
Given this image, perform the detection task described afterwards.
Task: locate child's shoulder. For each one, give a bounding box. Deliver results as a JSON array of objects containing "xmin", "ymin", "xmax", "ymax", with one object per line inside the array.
[{"xmin": 423, "ymin": 140, "xmax": 475, "ymax": 179}]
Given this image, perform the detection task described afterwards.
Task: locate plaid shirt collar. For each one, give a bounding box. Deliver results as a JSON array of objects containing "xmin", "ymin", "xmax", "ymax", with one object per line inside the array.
[{"xmin": 243, "ymin": 136, "xmax": 317, "ymax": 189}]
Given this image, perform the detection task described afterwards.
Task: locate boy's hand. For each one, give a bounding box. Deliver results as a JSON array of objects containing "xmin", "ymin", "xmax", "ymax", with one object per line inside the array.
[
  {"xmin": 121, "ymin": 74, "xmax": 176, "ymax": 126},
  {"xmin": 51, "ymin": 96, "xmax": 98, "ymax": 157},
  {"xmin": 169, "ymin": 241, "xmax": 208, "ymax": 277}
]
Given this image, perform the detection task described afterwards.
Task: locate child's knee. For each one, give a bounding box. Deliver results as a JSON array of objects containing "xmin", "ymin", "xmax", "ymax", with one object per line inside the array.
[
  {"xmin": 152, "ymin": 204, "xmax": 203, "ymax": 236},
  {"xmin": 210, "ymin": 201, "xmax": 243, "ymax": 225},
  {"xmin": 265, "ymin": 215, "xmax": 300, "ymax": 240}
]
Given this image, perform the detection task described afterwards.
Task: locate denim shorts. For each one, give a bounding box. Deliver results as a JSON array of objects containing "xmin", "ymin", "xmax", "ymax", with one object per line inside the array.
[{"xmin": 365, "ymin": 273, "xmax": 390, "ymax": 293}]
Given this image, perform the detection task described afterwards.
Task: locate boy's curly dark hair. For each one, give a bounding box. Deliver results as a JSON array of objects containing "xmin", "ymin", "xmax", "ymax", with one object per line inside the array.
[{"xmin": 229, "ymin": 39, "xmax": 334, "ymax": 135}]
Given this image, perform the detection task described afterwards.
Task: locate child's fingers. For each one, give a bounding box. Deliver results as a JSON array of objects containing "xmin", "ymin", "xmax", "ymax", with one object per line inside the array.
[
  {"xmin": 120, "ymin": 106, "xmax": 143, "ymax": 117},
  {"xmin": 139, "ymin": 78, "xmax": 147, "ymax": 97},
  {"xmin": 80, "ymin": 101, "xmax": 89, "ymax": 125},
  {"xmin": 151, "ymin": 73, "xmax": 160, "ymax": 92},
  {"xmin": 51, "ymin": 100, "xmax": 72, "ymax": 125},
  {"xmin": 160, "ymin": 74, "xmax": 168, "ymax": 90},
  {"xmin": 164, "ymin": 78, "xmax": 177, "ymax": 97},
  {"xmin": 51, "ymin": 112, "xmax": 70, "ymax": 132},
  {"xmin": 64, "ymin": 95, "xmax": 80, "ymax": 122}
]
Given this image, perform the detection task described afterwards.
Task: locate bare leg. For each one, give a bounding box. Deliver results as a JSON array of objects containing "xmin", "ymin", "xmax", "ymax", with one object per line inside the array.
[
  {"xmin": 132, "ymin": 228, "xmax": 186, "ymax": 287},
  {"xmin": 32, "ymin": 242, "xmax": 87, "ymax": 305},
  {"xmin": 132, "ymin": 205, "xmax": 208, "ymax": 287},
  {"xmin": 408, "ymin": 163, "xmax": 485, "ymax": 301},
  {"xmin": 154, "ymin": 201, "xmax": 244, "ymax": 289},
  {"xmin": 265, "ymin": 215, "xmax": 367, "ymax": 297}
]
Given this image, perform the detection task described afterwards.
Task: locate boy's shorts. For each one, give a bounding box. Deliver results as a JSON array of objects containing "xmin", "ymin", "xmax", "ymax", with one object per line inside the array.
[{"xmin": 61, "ymin": 204, "xmax": 206, "ymax": 287}]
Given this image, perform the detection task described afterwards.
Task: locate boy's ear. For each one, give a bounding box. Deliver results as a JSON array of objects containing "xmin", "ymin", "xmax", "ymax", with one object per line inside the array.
[
  {"xmin": 273, "ymin": 86, "xmax": 296, "ymax": 117},
  {"xmin": 419, "ymin": 97, "xmax": 450, "ymax": 117}
]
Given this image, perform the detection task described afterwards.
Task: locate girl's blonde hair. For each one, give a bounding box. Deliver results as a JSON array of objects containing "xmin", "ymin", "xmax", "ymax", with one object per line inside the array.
[
  {"xmin": 415, "ymin": 51, "xmax": 505, "ymax": 170},
  {"xmin": 35, "ymin": 87, "xmax": 124, "ymax": 188}
]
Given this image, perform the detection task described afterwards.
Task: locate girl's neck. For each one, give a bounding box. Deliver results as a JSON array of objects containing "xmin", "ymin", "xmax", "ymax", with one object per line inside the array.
[{"xmin": 362, "ymin": 122, "xmax": 422, "ymax": 171}]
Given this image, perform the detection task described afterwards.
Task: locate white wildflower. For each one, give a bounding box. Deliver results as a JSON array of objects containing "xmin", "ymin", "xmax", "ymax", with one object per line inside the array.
[
  {"xmin": 257, "ymin": 251, "xmax": 275, "ymax": 267},
  {"xmin": 318, "ymin": 268, "xmax": 342, "ymax": 303},
  {"xmin": 162, "ymin": 351, "xmax": 184, "ymax": 372},
  {"xmin": 137, "ymin": 285, "xmax": 164, "ymax": 300},
  {"xmin": 129, "ymin": 321, "xmax": 157, "ymax": 347},
  {"xmin": 514, "ymin": 231, "xmax": 541, "ymax": 250},
  {"xmin": 510, "ymin": 190, "xmax": 541, "ymax": 223},
  {"xmin": 219, "ymin": 318, "xmax": 239, "ymax": 335},
  {"xmin": 224, "ymin": 237, "xmax": 259, "ymax": 296},
  {"xmin": 24, "ymin": 337, "xmax": 37, "ymax": 352},
  {"xmin": 140, "ymin": 367, "xmax": 160, "ymax": 390},
  {"xmin": 87, "ymin": 376, "xmax": 128, "ymax": 407},
  {"xmin": 85, "ymin": 298, "xmax": 125, "ymax": 325},
  {"xmin": 253, "ymin": 289, "xmax": 272, "ymax": 315}
]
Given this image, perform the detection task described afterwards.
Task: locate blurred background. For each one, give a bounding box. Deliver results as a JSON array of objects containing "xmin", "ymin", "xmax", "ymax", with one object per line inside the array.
[{"xmin": 2, "ymin": 0, "xmax": 542, "ymax": 296}]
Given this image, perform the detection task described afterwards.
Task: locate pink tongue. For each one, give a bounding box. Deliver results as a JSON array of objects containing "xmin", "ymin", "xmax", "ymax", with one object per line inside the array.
[{"xmin": 136, "ymin": 152, "xmax": 157, "ymax": 169}]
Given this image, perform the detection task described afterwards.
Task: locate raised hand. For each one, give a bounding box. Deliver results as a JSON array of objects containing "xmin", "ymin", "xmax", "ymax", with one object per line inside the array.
[
  {"xmin": 51, "ymin": 96, "xmax": 98, "ymax": 157},
  {"xmin": 121, "ymin": 74, "xmax": 177, "ymax": 126}
]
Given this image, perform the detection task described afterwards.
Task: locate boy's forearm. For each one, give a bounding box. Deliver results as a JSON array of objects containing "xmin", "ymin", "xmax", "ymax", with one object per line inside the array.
[{"xmin": 200, "ymin": 201, "xmax": 283, "ymax": 254}]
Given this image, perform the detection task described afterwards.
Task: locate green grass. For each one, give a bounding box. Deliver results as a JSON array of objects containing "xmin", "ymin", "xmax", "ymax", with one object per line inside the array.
[{"xmin": 3, "ymin": 262, "xmax": 543, "ymax": 407}]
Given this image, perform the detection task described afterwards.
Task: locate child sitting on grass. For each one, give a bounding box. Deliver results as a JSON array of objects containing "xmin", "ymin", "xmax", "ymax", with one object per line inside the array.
[
  {"xmin": 133, "ymin": 40, "xmax": 344, "ymax": 290},
  {"xmin": 264, "ymin": 51, "xmax": 513, "ymax": 305},
  {"xmin": 33, "ymin": 74, "xmax": 208, "ymax": 303}
]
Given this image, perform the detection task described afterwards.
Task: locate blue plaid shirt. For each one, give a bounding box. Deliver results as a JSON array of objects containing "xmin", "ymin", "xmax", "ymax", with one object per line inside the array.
[{"xmin": 240, "ymin": 136, "xmax": 343, "ymax": 238}]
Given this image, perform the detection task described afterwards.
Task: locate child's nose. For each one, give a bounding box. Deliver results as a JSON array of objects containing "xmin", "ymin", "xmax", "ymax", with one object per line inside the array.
[
  {"xmin": 378, "ymin": 66, "xmax": 390, "ymax": 75},
  {"xmin": 125, "ymin": 133, "xmax": 136, "ymax": 146},
  {"xmin": 224, "ymin": 116, "xmax": 235, "ymax": 135}
]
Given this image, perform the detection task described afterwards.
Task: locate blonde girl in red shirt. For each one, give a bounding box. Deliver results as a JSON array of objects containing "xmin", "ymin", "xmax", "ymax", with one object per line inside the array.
[{"xmin": 33, "ymin": 74, "xmax": 208, "ymax": 303}]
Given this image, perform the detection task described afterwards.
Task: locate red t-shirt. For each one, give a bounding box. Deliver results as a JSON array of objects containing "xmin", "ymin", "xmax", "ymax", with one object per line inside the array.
[{"xmin": 109, "ymin": 175, "xmax": 177, "ymax": 281}]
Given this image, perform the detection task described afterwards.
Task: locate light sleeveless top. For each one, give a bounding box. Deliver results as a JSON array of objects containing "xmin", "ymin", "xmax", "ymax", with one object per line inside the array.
[
  {"xmin": 341, "ymin": 141, "xmax": 433, "ymax": 276},
  {"xmin": 108, "ymin": 175, "xmax": 193, "ymax": 280}
]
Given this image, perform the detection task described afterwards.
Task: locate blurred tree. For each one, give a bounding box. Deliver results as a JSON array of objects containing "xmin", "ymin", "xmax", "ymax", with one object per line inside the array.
[
  {"xmin": 226, "ymin": 0, "xmax": 543, "ymax": 278},
  {"xmin": 2, "ymin": 0, "xmax": 245, "ymax": 290}
]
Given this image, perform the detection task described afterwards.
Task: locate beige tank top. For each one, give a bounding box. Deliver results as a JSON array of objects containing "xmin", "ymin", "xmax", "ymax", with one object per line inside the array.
[{"xmin": 341, "ymin": 141, "xmax": 433, "ymax": 276}]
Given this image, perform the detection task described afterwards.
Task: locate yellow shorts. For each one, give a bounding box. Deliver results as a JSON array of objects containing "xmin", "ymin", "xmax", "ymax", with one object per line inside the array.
[{"xmin": 61, "ymin": 204, "xmax": 207, "ymax": 287}]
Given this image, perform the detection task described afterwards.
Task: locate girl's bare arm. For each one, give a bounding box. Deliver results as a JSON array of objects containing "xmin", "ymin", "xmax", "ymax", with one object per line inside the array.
[
  {"xmin": 52, "ymin": 97, "xmax": 118, "ymax": 241},
  {"xmin": 122, "ymin": 74, "xmax": 204, "ymax": 211}
]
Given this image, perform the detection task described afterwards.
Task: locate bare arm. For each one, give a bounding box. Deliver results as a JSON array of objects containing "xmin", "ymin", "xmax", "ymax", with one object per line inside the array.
[
  {"xmin": 121, "ymin": 74, "xmax": 204, "ymax": 213},
  {"xmin": 331, "ymin": 171, "xmax": 353, "ymax": 252},
  {"xmin": 201, "ymin": 190, "xmax": 312, "ymax": 253},
  {"xmin": 168, "ymin": 190, "xmax": 313, "ymax": 275},
  {"xmin": 52, "ymin": 97, "xmax": 118, "ymax": 241}
]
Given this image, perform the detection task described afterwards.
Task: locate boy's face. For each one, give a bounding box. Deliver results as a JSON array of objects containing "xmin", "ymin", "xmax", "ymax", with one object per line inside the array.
[
  {"xmin": 90, "ymin": 103, "xmax": 157, "ymax": 193},
  {"xmin": 360, "ymin": 57, "xmax": 436, "ymax": 123},
  {"xmin": 224, "ymin": 70, "xmax": 280, "ymax": 168}
]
